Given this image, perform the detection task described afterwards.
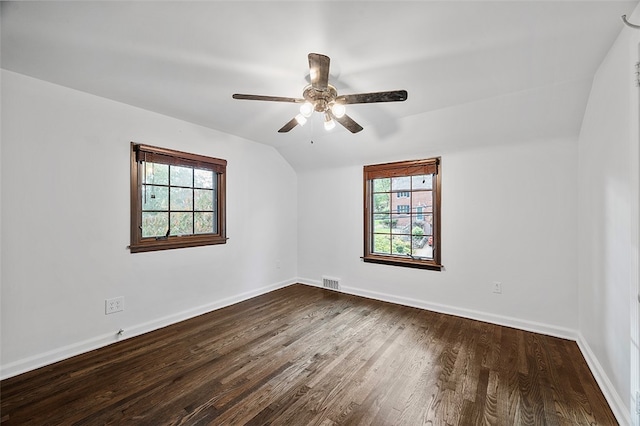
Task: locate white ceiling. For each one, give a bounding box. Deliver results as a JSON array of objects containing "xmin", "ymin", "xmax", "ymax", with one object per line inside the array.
[{"xmin": 2, "ymin": 1, "xmax": 637, "ymax": 171}]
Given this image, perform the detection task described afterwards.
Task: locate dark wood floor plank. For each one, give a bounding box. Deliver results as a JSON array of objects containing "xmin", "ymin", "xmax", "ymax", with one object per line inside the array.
[
  {"xmin": 379, "ymin": 315, "xmax": 450, "ymax": 424},
  {"xmin": 310, "ymin": 318, "xmax": 409, "ymax": 423},
  {"xmin": 0, "ymin": 284, "xmax": 617, "ymax": 425},
  {"xmin": 285, "ymin": 305, "xmax": 409, "ymax": 424}
]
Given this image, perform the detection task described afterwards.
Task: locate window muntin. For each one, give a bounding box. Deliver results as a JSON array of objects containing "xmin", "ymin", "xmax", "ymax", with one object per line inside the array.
[
  {"xmin": 130, "ymin": 143, "xmax": 227, "ymax": 253},
  {"xmin": 363, "ymin": 158, "xmax": 441, "ymax": 270}
]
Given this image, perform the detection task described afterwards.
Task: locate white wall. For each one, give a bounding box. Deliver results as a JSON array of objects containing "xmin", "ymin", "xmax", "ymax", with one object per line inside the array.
[
  {"xmin": 298, "ymin": 137, "xmax": 579, "ymax": 337},
  {"xmin": 0, "ymin": 70, "xmax": 298, "ymax": 379},
  {"xmin": 578, "ymin": 6, "xmax": 640, "ymax": 425}
]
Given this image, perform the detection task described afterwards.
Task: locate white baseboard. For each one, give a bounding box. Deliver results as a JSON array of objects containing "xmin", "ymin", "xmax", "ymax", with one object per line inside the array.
[
  {"xmin": 0, "ymin": 278, "xmax": 296, "ymax": 380},
  {"xmin": 576, "ymin": 334, "xmax": 631, "ymax": 426},
  {"xmin": 299, "ymin": 278, "xmax": 630, "ymax": 425}
]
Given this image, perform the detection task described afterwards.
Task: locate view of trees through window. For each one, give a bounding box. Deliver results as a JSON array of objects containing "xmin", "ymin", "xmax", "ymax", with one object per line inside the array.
[
  {"xmin": 141, "ymin": 162, "xmax": 217, "ymax": 237},
  {"xmin": 371, "ymin": 174, "xmax": 434, "ymax": 259}
]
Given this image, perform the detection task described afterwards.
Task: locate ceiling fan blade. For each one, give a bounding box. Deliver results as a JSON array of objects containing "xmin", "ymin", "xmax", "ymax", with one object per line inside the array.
[
  {"xmin": 309, "ymin": 53, "xmax": 330, "ymax": 91},
  {"xmin": 332, "ymin": 113, "xmax": 364, "ymax": 134},
  {"xmin": 278, "ymin": 117, "xmax": 299, "ymax": 133},
  {"xmin": 336, "ymin": 90, "xmax": 408, "ymax": 105},
  {"xmin": 233, "ymin": 94, "xmax": 304, "ymax": 103}
]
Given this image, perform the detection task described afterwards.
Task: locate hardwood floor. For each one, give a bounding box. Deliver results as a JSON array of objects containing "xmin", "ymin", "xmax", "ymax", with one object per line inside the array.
[{"xmin": 1, "ymin": 284, "xmax": 617, "ymax": 425}]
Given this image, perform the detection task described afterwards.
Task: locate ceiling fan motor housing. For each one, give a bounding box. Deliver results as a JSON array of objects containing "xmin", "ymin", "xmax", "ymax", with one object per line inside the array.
[{"xmin": 303, "ymin": 84, "xmax": 339, "ymax": 112}]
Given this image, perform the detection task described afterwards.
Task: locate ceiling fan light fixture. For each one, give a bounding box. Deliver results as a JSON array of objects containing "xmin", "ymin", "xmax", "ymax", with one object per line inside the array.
[
  {"xmin": 324, "ymin": 113, "xmax": 335, "ymax": 131},
  {"xmin": 295, "ymin": 113, "xmax": 307, "ymax": 126},
  {"xmin": 299, "ymin": 102, "xmax": 314, "ymax": 118},
  {"xmin": 331, "ymin": 102, "xmax": 346, "ymax": 118}
]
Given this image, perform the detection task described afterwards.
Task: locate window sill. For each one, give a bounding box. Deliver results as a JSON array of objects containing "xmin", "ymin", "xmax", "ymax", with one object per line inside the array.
[
  {"xmin": 362, "ymin": 255, "xmax": 443, "ymax": 271},
  {"xmin": 129, "ymin": 235, "xmax": 227, "ymax": 253}
]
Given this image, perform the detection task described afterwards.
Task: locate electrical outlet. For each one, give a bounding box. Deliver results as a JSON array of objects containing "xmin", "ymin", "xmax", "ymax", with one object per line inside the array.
[
  {"xmin": 492, "ymin": 281, "xmax": 502, "ymax": 294},
  {"xmin": 105, "ymin": 297, "xmax": 124, "ymax": 314}
]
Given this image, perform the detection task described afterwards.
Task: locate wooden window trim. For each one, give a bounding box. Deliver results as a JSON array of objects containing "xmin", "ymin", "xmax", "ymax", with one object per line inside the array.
[
  {"xmin": 362, "ymin": 157, "xmax": 442, "ymax": 271},
  {"xmin": 129, "ymin": 142, "xmax": 227, "ymax": 253}
]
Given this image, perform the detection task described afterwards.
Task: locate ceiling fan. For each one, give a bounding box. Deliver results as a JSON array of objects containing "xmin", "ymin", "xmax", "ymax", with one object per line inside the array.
[{"xmin": 232, "ymin": 53, "xmax": 408, "ymax": 134}]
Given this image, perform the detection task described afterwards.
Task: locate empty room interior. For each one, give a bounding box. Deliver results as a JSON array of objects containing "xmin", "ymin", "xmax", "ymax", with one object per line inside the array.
[{"xmin": 2, "ymin": 1, "xmax": 640, "ymax": 425}]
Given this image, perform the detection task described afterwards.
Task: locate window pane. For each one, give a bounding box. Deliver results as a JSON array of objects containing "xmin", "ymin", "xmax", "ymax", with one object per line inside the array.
[
  {"xmin": 170, "ymin": 188, "xmax": 193, "ymax": 211},
  {"xmin": 142, "ymin": 212, "xmax": 168, "ymax": 237},
  {"xmin": 412, "ymin": 191, "xmax": 432, "ymax": 216},
  {"xmin": 411, "ymin": 223, "xmax": 427, "ymax": 254},
  {"xmin": 170, "ymin": 165, "xmax": 193, "ymax": 187},
  {"xmin": 412, "ymin": 174, "xmax": 433, "ymax": 190},
  {"xmin": 373, "ymin": 213, "xmax": 391, "ymax": 232},
  {"xmin": 194, "ymin": 189, "xmax": 214, "ymax": 211},
  {"xmin": 373, "ymin": 234, "xmax": 391, "ymax": 254},
  {"xmin": 413, "ymin": 239, "xmax": 434, "ymax": 259},
  {"xmin": 194, "ymin": 212, "xmax": 215, "ymax": 234},
  {"xmin": 423, "ymin": 214, "xmax": 434, "ymax": 236},
  {"xmin": 373, "ymin": 178, "xmax": 390, "ymax": 192},
  {"xmin": 142, "ymin": 185, "xmax": 168, "ymax": 211},
  {"xmin": 392, "ymin": 235, "xmax": 411, "ymax": 255},
  {"xmin": 391, "ymin": 176, "xmax": 410, "ymax": 191},
  {"xmin": 391, "ymin": 213, "xmax": 409, "ymax": 233},
  {"xmin": 373, "ymin": 193, "xmax": 390, "ymax": 213},
  {"xmin": 411, "ymin": 223, "xmax": 426, "ymax": 238},
  {"xmin": 143, "ymin": 162, "xmax": 168, "ymax": 185},
  {"xmin": 194, "ymin": 169, "xmax": 214, "ymax": 189},
  {"xmin": 170, "ymin": 212, "xmax": 193, "ymax": 236},
  {"xmin": 412, "ymin": 235, "xmax": 425, "ymax": 249}
]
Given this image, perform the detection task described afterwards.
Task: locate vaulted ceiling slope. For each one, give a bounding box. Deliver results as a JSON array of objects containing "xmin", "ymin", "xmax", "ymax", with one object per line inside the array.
[{"xmin": 2, "ymin": 1, "xmax": 637, "ymax": 171}]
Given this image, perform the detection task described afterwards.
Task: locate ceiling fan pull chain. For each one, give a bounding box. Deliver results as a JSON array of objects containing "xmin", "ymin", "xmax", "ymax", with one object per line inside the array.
[{"xmin": 622, "ymin": 14, "xmax": 640, "ymax": 29}]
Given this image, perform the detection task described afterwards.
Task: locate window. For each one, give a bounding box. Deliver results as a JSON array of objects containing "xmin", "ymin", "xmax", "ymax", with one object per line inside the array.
[
  {"xmin": 130, "ymin": 143, "xmax": 227, "ymax": 253},
  {"xmin": 363, "ymin": 158, "xmax": 441, "ymax": 270}
]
